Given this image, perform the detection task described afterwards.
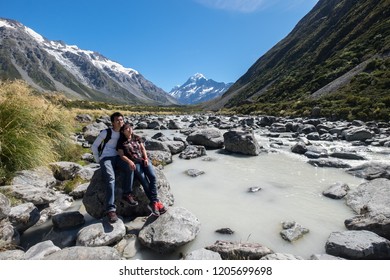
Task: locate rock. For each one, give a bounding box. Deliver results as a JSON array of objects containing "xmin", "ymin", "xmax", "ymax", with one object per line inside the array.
[
  {"xmin": 223, "ymin": 130, "xmax": 262, "ymax": 156},
  {"xmin": 185, "ymin": 169, "xmax": 205, "ymax": 177},
  {"xmin": 291, "ymin": 142, "xmax": 308, "ymax": 154},
  {"xmin": 215, "ymin": 228, "xmax": 234, "ymax": 234},
  {"xmin": 310, "ymin": 253, "xmax": 345, "ymax": 260},
  {"xmin": 11, "ymin": 166, "xmax": 57, "ymax": 188},
  {"xmin": 186, "ymin": 128, "xmax": 224, "ymax": 149},
  {"xmin": 24, "ymin": 240, "xmax": 61, "ymax": 260},
  {"xmin": 43, "ymin": 246, "xmax": 121, "ymax": 260},
  {"xmin": 8, "ymin": 202, "xmax": 40, "ymax": 233},
  {"xmin": 114, "ymin": 234, "xmax": 140, "ymax": 259},
  {"xmin": 0, "ymin": 249, "xmax": 25, "ymax": 260},
  {"xmin": 182, "ymin": 248, "xmax": 222, "ymax": 260},
  {"xmin": 83, "ymin": 122, "xmax": 108, "ymax": 143},
  {"xmin": 52, "ymin": 211, "xmax": 85, "ymax": 230},
  {"xmin": 346, "ymin": 162, "xmax": 390, "ymax": 180},
  {"xmin": 83, "ymin": 168, "xmax": 174, "ymax": 219},
  {"xmin": 38, "ymin": 193, "xmax": 74, "ymax": 224},
  {"xmin": 342, "ymin": 127, "xmax": 373, "ymax": 142},
  {"xmin": 322, "ymin": 182, "xmax": 350, "ymax": 199},
  {"xmin": 325, "ymin": 230, "xmax": 390, "ymax": 259},
  {"xmin": 260, "ymin": 253, "xmax": 304, "ymax": 260},
  {"xmin": 179, "ymin": 145, "xmax": 207, "ymax": 159},
  {"xmin": 3, "ymin": 184, "xmax": 58, "ymax": 206},
  {"xmin": 205, "ymin": 240, "xmax": 273, "ymax": 260},
  {"xmin": 307, "ymin": 158, "xmax": 351, "ymax": 168},
  {"xmin": 69, "ymin": 182, "xmax": 89, "ymax": 199},
  {"xmin": 280, "ymin": 221, "xmax": 309, "ymax": 242},
  {"xmin": 76, "ymin": 219, "xmax": 126, "ymax": 247},
  {"xmin": 49, "ymin": 161, "xmax": 83, "ymax": 181},
  {"xmin": 344, "ymin": 178, "xmax": 390, "ymax": 239},
  {"xmin": 0, "ymin": 218, "xmax": 20, "ymax": 246},
  {"xmin": 248, "ymin": 186, "xmax": 262, "ymax": 193},
  {"xmin": 0, "ymin": 193, "xmax": 11, "ymax": 220},
  {"xmin": 138, "ymin": 207, "xmax": 201, "ymax": 254},
  {"xmin": 147, "ymin": 150, "xmax": 173, "ymax": 165},
  {"xmin": 329, "ymin": 152, "xmax": 367, "ymax": 160}
]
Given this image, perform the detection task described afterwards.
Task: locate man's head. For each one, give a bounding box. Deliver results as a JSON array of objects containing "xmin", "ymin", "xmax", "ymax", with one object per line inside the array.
[
  {"xmin": 110, "ymin": 112, "xmax": 124, "ymax": 131},
  {"xmin": 110, "ymin": 112, "xmax": 123, "ymax": 123}
]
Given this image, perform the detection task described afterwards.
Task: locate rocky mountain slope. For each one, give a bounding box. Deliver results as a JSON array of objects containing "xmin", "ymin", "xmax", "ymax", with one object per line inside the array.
[
  {"xmin": 0, "ymin": 18, "xmax": 178, "ymax": 106},
  {"xmin": 204, "ymin": 0, "xmax": 389, "ymax": 119}
]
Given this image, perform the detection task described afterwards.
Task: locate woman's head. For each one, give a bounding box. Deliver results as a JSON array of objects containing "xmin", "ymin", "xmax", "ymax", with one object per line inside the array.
[{"xmin": 120, "ymin": 122, "xmax": 134, "ymax": 137}]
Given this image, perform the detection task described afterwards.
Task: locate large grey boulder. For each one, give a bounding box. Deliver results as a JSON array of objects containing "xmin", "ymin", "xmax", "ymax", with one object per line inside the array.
[
  {"xmin": 325, "ymin": 230, "xmax": 390, "ymax": 259},
  {"xmin": 205, "ymin": 240, "xmax": 273, "ymax": 260},
  {"xmin": 76, "ymin": 219, "xmax": 126, "ymax": 247},
  {"xmin": 43, "ymin": 246, "xmax": 121, "ymax": 260},
  {"xmin": 346, "ymin": 162, "xmax": 390, "ymax": 180},
  {"xmin": 186, "ymin": 128, "xmax": 224, "ymax": 149},
  {"xmin": 223, "ymin": 130, "xmax": 262, "ymax": 156},
  {"xmin": 24, "ymin": 240, "xmax": 61, "ymax": 260},
  {"xmin": 3, "ymin": 184, "xmax": 58, "ymax": 206},
  {"xmin": 344, "ymin": 178, "xmax": 390, "ymax": 239},
  {"xmin": 83, "ymin": 122, "xmax": 108, "ymax": 143},
  {"xmin": 307, "ymin": 158, "xmax": 351, "ymax": 168},
  {"xmin": 8, "ymin": 202, "xmax": 40, "ymax": 233},
  {"xmin": 342, "ymin": 127, "xmax": 373, "ymax": 142},
  {"xmin": 11, "ymin": 166, "xmax": 57, "ymax": 188},
  {"xmin": 83, "ymin": 167, "xmax": 174, "ymax": 219},
  {"xmin": 138, "ymin": 207, "xmax": 201, "ymax": 254}
]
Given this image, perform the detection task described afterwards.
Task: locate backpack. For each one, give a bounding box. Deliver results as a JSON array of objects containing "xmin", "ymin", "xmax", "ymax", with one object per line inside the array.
[{"xmin": 97, "ymin": 128, "xmax": 112, "ymax": 156}]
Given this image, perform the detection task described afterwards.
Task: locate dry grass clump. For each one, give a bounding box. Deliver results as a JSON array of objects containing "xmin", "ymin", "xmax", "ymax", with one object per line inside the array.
[{"xmin": 0, "ymin": 80, "xmax": 74, "ymax": 184}]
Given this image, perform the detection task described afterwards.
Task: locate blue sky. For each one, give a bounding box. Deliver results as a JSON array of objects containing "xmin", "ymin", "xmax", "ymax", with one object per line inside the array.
[{"xmin": 2, "ymin": 0, "xmax": 319, "ymax": 92}]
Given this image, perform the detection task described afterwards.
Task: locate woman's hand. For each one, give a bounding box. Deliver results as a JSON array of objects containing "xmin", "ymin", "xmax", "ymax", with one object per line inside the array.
[
  {"xmin": 128, "ymin": 160, "xmax": 136, "ymax": 170},
  {"xmin": 143, "ymin": 158, "xmax": 149, "ymax": 167}
]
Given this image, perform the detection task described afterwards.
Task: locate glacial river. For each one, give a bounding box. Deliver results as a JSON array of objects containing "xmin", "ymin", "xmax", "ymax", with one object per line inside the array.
[{"xmin": 135, "ymin": 128, "xmax": 377, "ymax": 260}]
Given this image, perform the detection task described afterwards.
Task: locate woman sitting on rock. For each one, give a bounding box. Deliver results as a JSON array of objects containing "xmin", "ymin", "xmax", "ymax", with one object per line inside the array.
[{"xmin": 117, "ymin": 122, "xmax": 167, "ymax": 216}]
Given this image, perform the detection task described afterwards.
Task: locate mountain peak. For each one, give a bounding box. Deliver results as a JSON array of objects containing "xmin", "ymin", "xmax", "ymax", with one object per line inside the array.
[
  {"xmin": 191, "ymin": 73, "xmax": 206, "ymax": 80},
  {"xmin": 169, "ymin": 74, "xmax": 232, "ymax": 105}
]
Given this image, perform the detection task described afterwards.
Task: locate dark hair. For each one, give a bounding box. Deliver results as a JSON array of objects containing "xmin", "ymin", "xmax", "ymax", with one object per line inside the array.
[
  {"xmin": 120, "ymin": 122, "xmax": 133, "ymax": 133},
  {"xmin": 110, "ymin": 112, "xmax": 123, "ymax": 123}
]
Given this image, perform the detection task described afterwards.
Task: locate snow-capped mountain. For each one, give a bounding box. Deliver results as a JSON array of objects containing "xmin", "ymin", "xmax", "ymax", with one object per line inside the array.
[
  {"xmin": 0, "ymin": 18, "xmax": 178, "ymax": 105},
  {"xmin": 169, "ymin": 73, "xmax": 233, "ymax": 105}
]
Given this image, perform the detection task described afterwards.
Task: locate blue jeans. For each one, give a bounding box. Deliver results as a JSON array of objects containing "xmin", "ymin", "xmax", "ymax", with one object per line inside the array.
[
  {"xmin": 135, "ymin": 161, "xmax": 158, "ymax": 203},
  {"xmin": 100, "ymin": 156, "xmax": 134, "ymax": 213}
]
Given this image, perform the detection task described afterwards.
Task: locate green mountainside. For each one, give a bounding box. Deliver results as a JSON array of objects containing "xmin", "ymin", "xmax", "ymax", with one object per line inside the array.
[{"xmin": 208, "ymin": 0, "xmax": 390, "ymax": 121}]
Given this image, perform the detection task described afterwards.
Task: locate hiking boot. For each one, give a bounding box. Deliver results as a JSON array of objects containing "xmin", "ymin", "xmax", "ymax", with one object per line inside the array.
[
  {"xmin": 156, "ymin": 201, "xmax": 167, "ymax": 214},
  {"xmin": 122, "ymin": 194, "xmax": 138, "ymax": 206},
  {"xmin": 107, "ymin": 211, "xmax": 118, "ymax": 223},
  {"xmin": 148, "ymin": 202, "xmax": 160, "ymax": 216}
]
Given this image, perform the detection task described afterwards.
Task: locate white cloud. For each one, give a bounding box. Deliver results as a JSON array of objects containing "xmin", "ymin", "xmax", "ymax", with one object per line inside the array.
[{"xmin": 194, "ymin": 0, "xmax": 271, "ymax": 13}]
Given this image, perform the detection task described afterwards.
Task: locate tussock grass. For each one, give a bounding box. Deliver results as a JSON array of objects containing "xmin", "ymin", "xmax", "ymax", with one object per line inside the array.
[{"xmin": 0, "ymin": 81, "xmax": 75, "ymax": 184}]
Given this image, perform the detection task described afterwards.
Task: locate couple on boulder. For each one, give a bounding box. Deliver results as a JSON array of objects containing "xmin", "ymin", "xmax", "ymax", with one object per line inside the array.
[{"xmin": 91, "ymin": 112, "xmax": 166, "ymax": 223}]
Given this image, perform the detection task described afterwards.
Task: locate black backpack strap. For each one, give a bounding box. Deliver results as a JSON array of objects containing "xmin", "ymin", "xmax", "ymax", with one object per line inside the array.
[{"xmin": 98, "ymin": 128, "xmax": 112, "ymax": 156}]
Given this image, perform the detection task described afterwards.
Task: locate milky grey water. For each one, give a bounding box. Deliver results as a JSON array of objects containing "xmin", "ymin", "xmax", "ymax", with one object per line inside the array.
[{"xmin": 136, "ymin": 128, "xmax": 373, "ymax": 260}]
